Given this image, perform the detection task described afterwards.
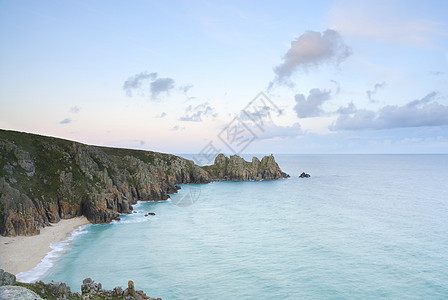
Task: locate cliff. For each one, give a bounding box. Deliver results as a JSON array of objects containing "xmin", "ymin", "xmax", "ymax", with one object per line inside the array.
[{"xmin": 0, "ymin": 129, "xmax": 288, "ymax": 237}]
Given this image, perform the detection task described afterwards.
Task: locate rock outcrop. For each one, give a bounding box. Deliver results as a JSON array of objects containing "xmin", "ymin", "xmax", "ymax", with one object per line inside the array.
[
  {"xmin": 0, "ymin": 129, "xmax": 289, "ymax": 237},
  {"xmin": 0, "ymin": 285, "xmax": 44, "ymax": 300},
  {"xmin": 1, "ymin": 268, "xmax": 17, "ymax": 286},
  {"xmin": 299, "ymin": 172, "xmax": 310, "ymax": 178},
  {"xmin": 0, "ymin": 269, "xmax": 161, "ymax": 299},
  {"xmin": 203, "ymin": 153, "xmax": 290, "ymax": 181}
]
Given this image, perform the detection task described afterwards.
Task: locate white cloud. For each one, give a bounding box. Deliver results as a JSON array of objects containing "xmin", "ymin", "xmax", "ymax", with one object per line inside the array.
[
  {"xmin": 123, "ymin": 71, "xmax": 185, "ymax": 100},
  {"xmin": 179, "ymin": 102, "xmax": 217, "ymax": 122},
  {"xmin": 171, "ymin": 125, "xmax": 185, "ymax": 131},
  {"xmin": 366, "ymin": 82, "xmax": 386, "ymax": 102},
  {"xmin": 331, "ymin": 92, "xmax": 448, "ymax": 130},
  {"xmin": 150, "ymin": 78, "xmax": 175, "ymax": 98},
  {"xmin": 123, "ymin": 72, "xmax": 157, "ymax": 97},
  {"xmin": 271, "ymin": 29, "xmax": 352, "ymax": 87},
  {"xmin": 257, "ymin": 121, "xmax": 302, "ymax": 139},
  {"xmin": 244, "ymin": 120, "xmax": 302, "ymax": 140},
  {"xmin": 70, "ymin": 106, "xmax": 81, "ymax": 114},
  {"xmin": 294, "ymin": 88, "xmax": 332, "ymax": 118},
  {"xmin": 155, "ymin": 112, "xmax": 167, "ymax": 118}
]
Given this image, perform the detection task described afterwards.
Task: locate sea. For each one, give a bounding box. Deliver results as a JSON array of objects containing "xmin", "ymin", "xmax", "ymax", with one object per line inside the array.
[{"xmin": 18, "ymin": 154, "xmax": 448, "ymax": 299}]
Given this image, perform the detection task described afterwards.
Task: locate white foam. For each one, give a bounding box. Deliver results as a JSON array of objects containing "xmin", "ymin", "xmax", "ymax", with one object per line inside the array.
[
  {"xmin": 16, "ymin": 224, "xmax": 90, "ymax": 283},
  {"xmin": 111, "ymin": 202, "xmax": 158, "ymax": 224},
  {"xmin": 131, "ymin": 200, "xmax": 143, "ymax": 210},
  {"xmin": 111, "ymin": 216, "xmax": 155, "ymax": 224}
]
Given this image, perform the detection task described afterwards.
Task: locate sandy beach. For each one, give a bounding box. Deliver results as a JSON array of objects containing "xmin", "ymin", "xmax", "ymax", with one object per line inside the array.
[{"xmin": 0, "ymin": 217, "xmax": 90, "ymax": 276}]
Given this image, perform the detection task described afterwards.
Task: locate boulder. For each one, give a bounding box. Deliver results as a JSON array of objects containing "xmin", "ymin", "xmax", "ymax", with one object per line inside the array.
[
  {"xmin": 0, "ymin": 285, "xmax": 44, "ymax": 300},
  {"xmin": 299, "ymin": 172, "xmax": 310, "ymax": 178},
  {"xmin": 0, "ymin": 269, "xmax": 16, "ymax": 286}
]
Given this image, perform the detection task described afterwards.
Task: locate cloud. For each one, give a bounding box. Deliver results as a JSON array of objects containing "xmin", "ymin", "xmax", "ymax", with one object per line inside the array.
[
  {"xmin": 331, "ymin": 92, "xmax": 448, "ymax": 130},
  {"xmin": 255, "ymin": 121, "xmax": 303, "ymax": 140},
  {"xmin": 179, "ymin": 85, "xmax": 193, "ymax": 93},
  {"xmin": 430, "ymin": 71, "xmax": 444, "ymax": 76},
  {"xmin": 330, "ymin": 80, "xmax": 340, "ymax": 94},
  {"xmin": 123, "ymin": 71, "xmax": 157, "ymax": 97},
  {"xmin": 150, "ymin": 77, "xmax": 175, "ymax": 98},
  {"xmin": 240, "ymin": 106, "xmax": 272, "ymax": 123},
  {"xmin": 155, "ymin": 112, "xmax": 167, "ymax": 118},
  {"xmin": 171, "ymin": 125, "xmax": 185, "ymax": 131},
  {"xmin": 123, "ymin": 71, "xmax": 182, "ymax": 100},
  {"xmin": 59, "ymin": 118, "xmax": 72, "ymax": 124},
  {"xmin": 336, "ymin": 102, "xmax": 357, "ymax": 115},
  {"xmin": 406, "ymin": 91, "xmax": 437, "ymax": 107},
  {"xmin": 70, "ymin": 106, "xmax": 81, "ymax": 114},
  {"xmin": 179, "ymin": 102, "xmax": 217, "ymax": 122},
  {"xmin": 132, "ymin": 139, "xmax": 145, "ymax": 146},
  {"xmin": 271, "ymin": 29, "xmax": 352, "ymax": 86},
  {"xmin": 366, "ymin": 82, "xmax": 386, "ymax": 102},
  {"xmin": 294, "ymin": 88, "xmax": 332, "ymax": 118}
]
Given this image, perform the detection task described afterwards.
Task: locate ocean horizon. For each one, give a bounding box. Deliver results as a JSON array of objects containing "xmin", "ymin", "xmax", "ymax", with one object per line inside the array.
[{"xmin": 22, "ymin": 154, "xmax": 448, "ymax": 299}]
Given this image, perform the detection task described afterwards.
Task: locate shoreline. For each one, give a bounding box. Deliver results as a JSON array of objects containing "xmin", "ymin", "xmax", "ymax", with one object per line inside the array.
[{"xmin": 0, "ymin": 216, "xmax": 90, "ymax": 277}]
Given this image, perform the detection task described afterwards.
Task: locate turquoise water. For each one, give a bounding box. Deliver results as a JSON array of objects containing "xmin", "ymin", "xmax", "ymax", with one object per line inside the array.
[{"xmin": 41, "ymin": 155, "xmax": 448, "ymax": 299}]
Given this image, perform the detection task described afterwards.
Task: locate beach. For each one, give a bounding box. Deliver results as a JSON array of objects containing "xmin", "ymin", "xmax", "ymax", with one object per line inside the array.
[{"xmin": 0, "ymin": 217, "xmax": 90, "ymax": 276}]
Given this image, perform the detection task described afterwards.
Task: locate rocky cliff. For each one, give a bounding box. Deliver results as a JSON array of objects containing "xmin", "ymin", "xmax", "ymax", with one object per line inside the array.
[
  {"xmin": 203, "ymin": 153, "xmax": 290, "ymax": 181},
  {"xmin": 0, "ymin": 129, "xmax": 288, "ymax": 236}
]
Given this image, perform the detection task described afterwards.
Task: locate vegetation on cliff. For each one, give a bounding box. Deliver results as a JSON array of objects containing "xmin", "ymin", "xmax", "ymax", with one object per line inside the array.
[{"xmin": 0, "ymin": 129, "xmax": 289, "ymax": 237}]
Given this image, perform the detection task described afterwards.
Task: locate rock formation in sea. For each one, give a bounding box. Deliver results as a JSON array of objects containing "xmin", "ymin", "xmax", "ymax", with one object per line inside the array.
[
  {"xmin": 0, "ymin": 129, "xmax": 289, "ymax": 237},
  {"xmin": 0, "ymin": 269, "xmax": 160, "ymax": 300},
  {"xmin": 203, "ymin": 153, "xmax": 290, "ymax": 181},
  {"xmin": 299, "ymin": 172, "xmax": 311, "ymax": 178}
]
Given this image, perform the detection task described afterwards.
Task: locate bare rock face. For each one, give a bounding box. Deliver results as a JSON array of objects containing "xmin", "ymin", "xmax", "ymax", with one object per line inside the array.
[
  {"xmin": 0, "ymin": 178, "xmax": 44, "ymax": 236},
  {"xmin": 0, "ymin": 268, "xmax": 16, "ymax": 286},
  {"xmin": 14, "ymin": 149, "xmax": 35, "ymax": 176},
  {"xmin": 203, "ymin": 153, "xmax": 289, "ymax": 181}
]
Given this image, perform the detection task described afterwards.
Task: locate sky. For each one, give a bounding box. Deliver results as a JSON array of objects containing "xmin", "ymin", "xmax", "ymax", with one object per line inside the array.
[{"xmin": 1, "ymin": 0, "xmax": 448, "ymax": 155}]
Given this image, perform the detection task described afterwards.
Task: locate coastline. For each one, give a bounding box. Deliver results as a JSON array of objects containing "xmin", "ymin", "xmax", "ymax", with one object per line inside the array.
[{"xmin": 0, "ymin": 216, "xmax": 90, "ymax": 277}]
